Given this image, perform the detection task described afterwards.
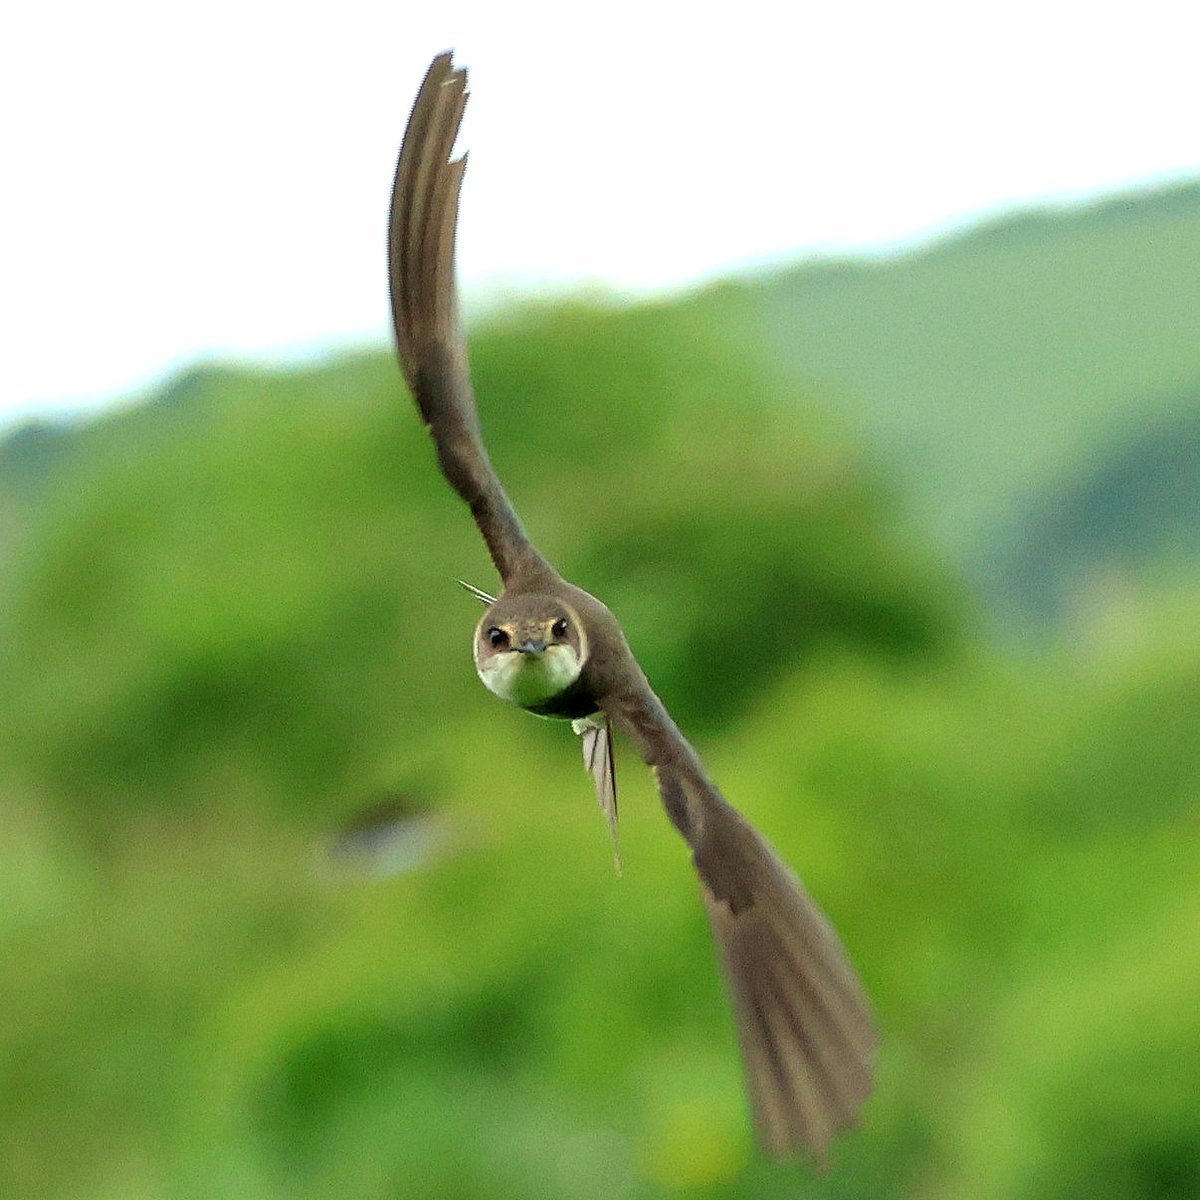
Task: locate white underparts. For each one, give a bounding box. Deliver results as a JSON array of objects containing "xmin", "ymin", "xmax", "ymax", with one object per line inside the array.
[{"xmin": 476, "ymin": 644, "xmax": 583, "ymax": 709}]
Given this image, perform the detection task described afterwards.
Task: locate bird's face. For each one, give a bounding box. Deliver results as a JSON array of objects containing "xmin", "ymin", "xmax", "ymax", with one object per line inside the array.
[{"xmin": 473, "ymin": 595, "xmax": 587, "ymax": 709}]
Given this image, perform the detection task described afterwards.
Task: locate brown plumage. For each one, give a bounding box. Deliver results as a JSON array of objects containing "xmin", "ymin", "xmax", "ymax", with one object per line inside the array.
[{"xmin": 387, "ymin": 51, "xmax": 876, "ymax": 1161}]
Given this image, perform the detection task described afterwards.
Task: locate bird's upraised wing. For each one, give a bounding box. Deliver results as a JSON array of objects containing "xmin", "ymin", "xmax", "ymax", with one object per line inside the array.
[
  {"xmin": 602, "ymin": 683, "xmax": 876, "ymax": 1160},
  {"xmin": 388, "ymin": 53, "xmax": 550, "ymax": 587}
]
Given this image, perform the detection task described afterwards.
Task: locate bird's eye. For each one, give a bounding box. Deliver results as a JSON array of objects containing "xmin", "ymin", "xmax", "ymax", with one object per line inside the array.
[
  {"xmin": 488, "ymin": 627, "xmax": 509, "ymax": 648},
  {"xmin": 552, "ymin": 618, "xmax": 568, "ymax": 639}
]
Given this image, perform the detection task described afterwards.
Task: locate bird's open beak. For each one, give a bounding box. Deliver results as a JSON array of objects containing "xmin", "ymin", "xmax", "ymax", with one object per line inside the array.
[{"xmin": 516, "ymin": 640, "xmax": 546, "ymax": 655}]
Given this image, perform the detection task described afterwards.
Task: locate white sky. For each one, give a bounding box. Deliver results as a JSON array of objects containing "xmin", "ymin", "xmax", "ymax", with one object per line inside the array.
[{"xmin": 3, "ymin": 1, "xmax": 1198, "ymax": 428}]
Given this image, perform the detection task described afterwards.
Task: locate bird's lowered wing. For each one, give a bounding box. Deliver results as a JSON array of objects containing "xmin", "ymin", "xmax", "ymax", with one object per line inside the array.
[
  {"xmin": 602, "ymin": 683, "xmax": 876, "ymax": 1160},
  {"xmin": 388, "ymin": 53, "xmax": 549, "ymax": 587}
]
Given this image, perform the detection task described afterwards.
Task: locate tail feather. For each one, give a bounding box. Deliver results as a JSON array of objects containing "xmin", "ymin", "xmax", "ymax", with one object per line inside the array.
[{"xmin": 573, "ymin": 714, "xmax": 620, "ymax": 873}]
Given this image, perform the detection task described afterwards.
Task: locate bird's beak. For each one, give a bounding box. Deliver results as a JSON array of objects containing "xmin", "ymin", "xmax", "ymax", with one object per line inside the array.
[{"xmin": 516, "ymin": 639, "xmax": 546, "ymax": 655}]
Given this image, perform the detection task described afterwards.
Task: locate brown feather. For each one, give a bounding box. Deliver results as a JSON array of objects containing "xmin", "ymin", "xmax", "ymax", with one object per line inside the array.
[
  {"xmin": 387, "ymin": 53, "xmax": 550, "ymax": 587},
  {"xmin": 702, "ymin": 852, "xmax": 876, "ymax": 1159},
  {"xmin": 603, "ymin": 683, "xmax": 876, "ymax": 1161}
]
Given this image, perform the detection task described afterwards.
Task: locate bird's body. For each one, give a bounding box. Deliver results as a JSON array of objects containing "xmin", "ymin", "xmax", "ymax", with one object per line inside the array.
[{"xmin": 388, "ymin": 51, "xmax": 876, "ymax": 1161}]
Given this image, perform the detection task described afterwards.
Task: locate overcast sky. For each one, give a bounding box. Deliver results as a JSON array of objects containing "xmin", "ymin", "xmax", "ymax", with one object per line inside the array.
[{"xmin": 3, "ymin": 0, "xmax": 1198, "ymax": 428}]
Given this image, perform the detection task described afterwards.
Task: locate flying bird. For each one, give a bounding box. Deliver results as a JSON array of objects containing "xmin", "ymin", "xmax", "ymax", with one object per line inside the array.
[{"xmin": 387, "ymin": 51, "xmax": 875, "ymax": 1160}]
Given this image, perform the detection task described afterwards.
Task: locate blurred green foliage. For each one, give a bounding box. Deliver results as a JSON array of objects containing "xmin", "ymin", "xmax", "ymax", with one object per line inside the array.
[{"xmin": 2, "ymin": 219, "xmax": 1199, "ymax": 1200}]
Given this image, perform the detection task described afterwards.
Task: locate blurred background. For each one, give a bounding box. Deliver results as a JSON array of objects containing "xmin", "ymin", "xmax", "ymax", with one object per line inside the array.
[{"xmin": 3, "ymin": 4, "xmax": 1199, "ymax": 1198}]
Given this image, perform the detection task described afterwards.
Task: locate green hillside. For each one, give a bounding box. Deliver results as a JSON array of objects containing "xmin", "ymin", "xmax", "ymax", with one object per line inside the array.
[
  {"xmin": 3, "ymin": 187, "xmax": 1200, "ymax": 1200},
  {"xmin": 701, "ymin": 181, "xmax": 1200, "ymax": 599},
  {"xmin": 993, "ymin": 399, "xmax": 1200, "ymax": 621}
]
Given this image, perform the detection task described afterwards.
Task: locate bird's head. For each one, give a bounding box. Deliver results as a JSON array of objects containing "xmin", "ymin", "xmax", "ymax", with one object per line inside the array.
[{"xmin": 473, "ymin": 594, "xmax": 587, "ymax": 709}]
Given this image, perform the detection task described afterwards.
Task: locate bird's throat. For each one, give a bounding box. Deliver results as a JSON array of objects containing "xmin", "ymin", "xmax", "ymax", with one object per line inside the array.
[{"xmin": 476, "ymin": 645, "xmax": 582, "ymax": 710}]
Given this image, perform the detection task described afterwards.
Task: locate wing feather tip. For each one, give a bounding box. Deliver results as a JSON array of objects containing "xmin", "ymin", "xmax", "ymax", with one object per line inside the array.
[{"xmin": 701, "ymin": 868, "xmax": 875, "ymax": 1161}]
